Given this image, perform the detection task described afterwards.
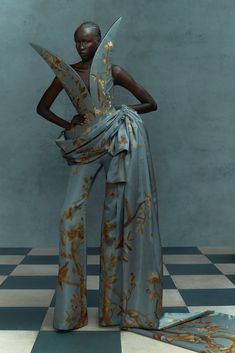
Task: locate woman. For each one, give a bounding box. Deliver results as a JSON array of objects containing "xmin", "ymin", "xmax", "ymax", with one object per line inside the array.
[
  {"xmin": 34, "ymin": 17, "xmax": 164, "ymax": 331},
  {"xmin": 32, "ymin": 17, "xmax": 235, "ymax": 352}
]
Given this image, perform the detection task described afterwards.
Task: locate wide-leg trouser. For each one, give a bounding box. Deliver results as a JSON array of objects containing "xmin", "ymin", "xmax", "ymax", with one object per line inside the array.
[{"xmin": 53, "ymin": 152, "xmax": 124, "ymax": 330}]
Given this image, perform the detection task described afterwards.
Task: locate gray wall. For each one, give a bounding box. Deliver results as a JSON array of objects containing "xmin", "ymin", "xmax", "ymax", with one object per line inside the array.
[{"xmin": 1, "ymin": 0, "xmax": 235, "ymax": 247}]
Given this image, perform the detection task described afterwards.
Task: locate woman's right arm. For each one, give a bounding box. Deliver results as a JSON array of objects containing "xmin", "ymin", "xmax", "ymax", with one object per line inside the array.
[{"xmin": 36, "ymin": 77, "xmax": 71, "ymax": 130}]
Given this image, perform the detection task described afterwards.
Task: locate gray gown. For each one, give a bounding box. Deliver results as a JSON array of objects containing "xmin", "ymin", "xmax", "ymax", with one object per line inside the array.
[{"xmin": 31, "ymin": 17, "xmax": 235, "ymax": 353}]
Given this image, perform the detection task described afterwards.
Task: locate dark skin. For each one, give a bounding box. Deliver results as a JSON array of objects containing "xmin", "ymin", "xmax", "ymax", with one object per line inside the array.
[{"xmin": 36, "ymin": 25, "xmax": 158, "ymax": 130}]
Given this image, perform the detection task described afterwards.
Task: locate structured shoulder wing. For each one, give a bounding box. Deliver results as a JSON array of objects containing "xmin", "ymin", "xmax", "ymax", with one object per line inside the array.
[
  {"xmin": 30, "ymin": 43, "xmax": 93, "ymax": 113},
  {"xmin": 89, "ymin": 17, "xmax": 122, "ymax": 110}
]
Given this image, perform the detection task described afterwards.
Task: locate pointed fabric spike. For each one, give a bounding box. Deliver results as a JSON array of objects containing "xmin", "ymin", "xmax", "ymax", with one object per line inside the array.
[
  {"xmin": 89, "ymin": 17, "xmax": 122, "ymax": 114},
  {"xmin": 30, "ymin": 42, "xmax": 93, "ymax": 114},
  {"xmin": 158, "ymin": 310, "xmax": 213, "ymax": 330}
]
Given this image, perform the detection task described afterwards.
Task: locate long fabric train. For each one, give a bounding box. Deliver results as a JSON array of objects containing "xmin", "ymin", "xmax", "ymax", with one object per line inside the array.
[{"xmin": 31, "ymin": 17, "xmax": 235, "ymax": 352}]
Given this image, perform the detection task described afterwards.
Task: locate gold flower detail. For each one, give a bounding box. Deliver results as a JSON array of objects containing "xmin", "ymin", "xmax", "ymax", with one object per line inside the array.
[
  {"xmin": 58, "ymin": 262, "xmax": 69, "ymax": 286},
  {"xmin": 119, "ymin": 135, "xmax": 128, "ymax": 145},
  {"xmin": 104, "ymin": 41, "xmax": 113, "ymax": 51},
  {"xmin": 148, "ymin": 272, "xmax": 160, "ymax": 284},
  {"xmin": 63, "ymin": 207, "xmax": 73, "ymax": 220},
  {"xmin": 67, "ymin": 224, "xmax": 84, "ymax": 242},
  {"xmin": 108, "ymin": 191, "xmax": 115, "ymax": 198}
]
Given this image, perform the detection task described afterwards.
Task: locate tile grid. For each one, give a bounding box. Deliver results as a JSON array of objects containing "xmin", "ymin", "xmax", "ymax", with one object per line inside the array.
[{"xmin": 0, "ymin": 247, "xmax": 234, "ymax": 353}]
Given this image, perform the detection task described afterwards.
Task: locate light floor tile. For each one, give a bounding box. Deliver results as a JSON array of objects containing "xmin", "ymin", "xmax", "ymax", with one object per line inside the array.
[
  {"xmin": 37, "ymin": 308, "xmax": 54, "ymax": 331},
  {"xmin": 28, "ymin": 248, "xmax": 59, "ymax": 256},
  {"xmin": 199, "ymin": 247, "xmax": 235, "ymax": 254},
  {"xmin": 0, "ymin": 255, "xmax": 25, "ymax": 265},
  {"xmin": 0, "ymin": 276, "xmax": 7, "ymax": 285},
  {"xmin": 0, "ymin": 289, "xmax": 54, "ymax": 307},
  {"xmin": 162, "ymin": 289, "xmax": 186, "ymax": 307},
  {"xmin": 79, "ymin": 308, "xmax": 120, "ymax": 332},
  {"xmin": 10, "ymin": 265, "xmax": 58, "ymax": 276},
  {"xmin": 163, "ymin": 255, "xmax": 211, "ymax": 264},
  {"xmin": 0, "ymin": 331, "xmax": 38, "ymax": 353},
  {"xmin": 87, "ymin": 255, "xmax": 99, "ymax": 265},
  {"xmin": 215, "ymin": 264, "xmax": 235, "ymax": 275},
  {"xmin": 41, "ymin": 307, "xmax": 120, "ymax": 331},
  {"xmin": 172, "ymin": 275, "xmax": 235, "ymax": 289},
  {"xmin": 121, "ymin": 331, "xmax": 193, "ymax": 353},
  {"xmin": 87, "ymin": 276, "xmax": 99, "ymax": 290},
  {"xmin": 188, "ymin": 306, "xmax": 235, "ymax": 316},
  {"xmin": 163, "ymin": 265, "xmax": 169, "ymax": 275}
]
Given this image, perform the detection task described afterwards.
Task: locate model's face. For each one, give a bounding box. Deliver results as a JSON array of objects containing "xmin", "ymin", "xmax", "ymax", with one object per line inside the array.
[{"xmin": 74, "ymin": 26, "xmax": 100, "ymax": 62}]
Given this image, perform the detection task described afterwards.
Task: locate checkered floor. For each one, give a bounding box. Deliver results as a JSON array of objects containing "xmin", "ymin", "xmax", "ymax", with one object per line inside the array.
[{"xmin": 0, "ymin": 246, "xmax": 235, "ymax": 353}]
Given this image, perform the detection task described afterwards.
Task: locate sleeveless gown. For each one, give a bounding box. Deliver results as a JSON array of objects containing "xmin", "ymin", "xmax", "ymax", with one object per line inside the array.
[{"xmin": 31, "ymin": 17, "xmax": 235, "ymax": 353}]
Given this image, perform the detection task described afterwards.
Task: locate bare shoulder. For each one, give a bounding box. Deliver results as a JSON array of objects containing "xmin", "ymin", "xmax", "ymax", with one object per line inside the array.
[
  {"xmin": 112, "ymin": 64, "xmax": 122, "ymax": 77},
  {"xmin": 111, "ymin": 64, "xmax": 137, "ymax": 88},
  {"xmin": 112, "ymin": 64, "xmax": 128, "ymax": 84}
]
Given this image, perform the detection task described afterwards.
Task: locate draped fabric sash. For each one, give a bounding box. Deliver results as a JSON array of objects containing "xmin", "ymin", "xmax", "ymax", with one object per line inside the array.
[{"xmin": 55, "ymin": 104, "xmax": 144, "ymax": 183}]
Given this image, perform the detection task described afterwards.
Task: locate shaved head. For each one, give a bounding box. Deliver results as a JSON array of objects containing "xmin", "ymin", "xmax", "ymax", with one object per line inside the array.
[{"xmin": 74, "ymin": 21, "xmax": 101, "ymax": 43}]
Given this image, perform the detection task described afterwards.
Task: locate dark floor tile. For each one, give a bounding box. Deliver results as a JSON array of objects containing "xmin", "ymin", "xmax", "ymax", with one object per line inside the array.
[
  {"xmin": 0, "ymin": 307, "xmax": 47, "ymax": 330},
  {"xmin": 31, "ymin": 331, "xmax": 122, "ymax": 353},
  {"xmin": 206, "ymin": 254, "xmax": 235, "ymax": 263},
  {"xmin": 166, "ymin": 264, "xmax": 222, "ymax": 275},
  {"xmin": 21, "ymin": 256, "xmax": 59, "ymax": 264},
  {"xmin": 87, "ymin": 290, "xmax": 99, "ymax": 307},
  {"xmin": 163, "ymin": 247, "xmax": 201, "ymax": 255},
  {"xmin": 87, "ymin": 265, "xmax": 100, "ymax": 275},
  {"xmin": 0, "ymin": 276, "xmax": 57, "ymax": 289},
  {"xmin": 0, "ymin": 265, "xmax": 17, "ymax": 275},
  {"xmin": 87, "ymin": 247, "xmax": 100, "ymax": 255},
  {"xmin": 0, "ymin": 248, "xmax": 31, "ymax": 255},
  {"xmin": 180, "ymin": 289, "xmax": 235, "ymax": 306},
  {"xmin": 162, "ymin": 307, "xmax": 189, "ymax": 314},
  {"xmin": 227, "ymin": 275, "xmax": 235, "ymax": 285},
  {"xmin": 163, "ymin": 276, "xmax": 176, "ymax": 289}
]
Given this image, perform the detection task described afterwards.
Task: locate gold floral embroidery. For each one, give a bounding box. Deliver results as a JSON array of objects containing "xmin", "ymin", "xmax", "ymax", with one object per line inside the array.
[
  {"xmin": 67, "ymin": 224, "xmax": 84, "ymax": 242},
  {"xmin": 153, "ymin": 317, "xmax": 235, "ymax": 352},
  {"xmin": 58, "ymin": 216, "xmax": 88, "ymax": 328},
  {"xmin": 104, "ymin": 41, "xmax": 114, "ymax": 51},
  {"xmin": 102, "ymin": 222, "xmax": 116, "ymax": 243},
  {"xmin": 58, "ymin": 262, "xmax": 69, "ymax": 286},
  {"xmin": 80, "ymin": 176, "xmax": 92, "ymax": 200},
  {"xmin": 119, "ymin": 135, "xmax": 128, "ymax": 145},
  {"xmin": 148, "ymin": 272, "xmax": 161, "ymax": 284},
  {"xmin": 146, "ymin": 272, "xmax": 161, "ymax": 303},
  {"xmin": 124, "ymin": 193, "xmax": 152, "ymax": 234},
  {"xmin": 63, "ymin": 202, "xmax": 83, "ymax": 220}
]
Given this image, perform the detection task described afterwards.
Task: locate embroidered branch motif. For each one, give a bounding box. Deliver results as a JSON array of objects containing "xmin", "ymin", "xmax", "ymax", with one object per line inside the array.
[{"xmin": 153, "ymin": 317, "xmax": 235, "ymax": 352}]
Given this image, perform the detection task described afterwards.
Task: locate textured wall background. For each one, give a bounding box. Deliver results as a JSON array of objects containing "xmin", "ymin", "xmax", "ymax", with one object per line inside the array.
[{"xmin": 1, "ymin": 0, "xmax": 235, "ymax": 246}]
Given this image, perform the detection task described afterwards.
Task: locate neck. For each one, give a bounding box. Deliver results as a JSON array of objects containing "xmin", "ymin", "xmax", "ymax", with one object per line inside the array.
[{"xmin": 81, "ymin": 57, "xmax": 93, "ymax": 69}]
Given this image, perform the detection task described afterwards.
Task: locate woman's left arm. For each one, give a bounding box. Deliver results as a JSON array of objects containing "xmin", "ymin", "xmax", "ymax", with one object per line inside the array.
[{"xmin": 112, "ymin": 65, "xmax": 158, "ymax": 114}]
